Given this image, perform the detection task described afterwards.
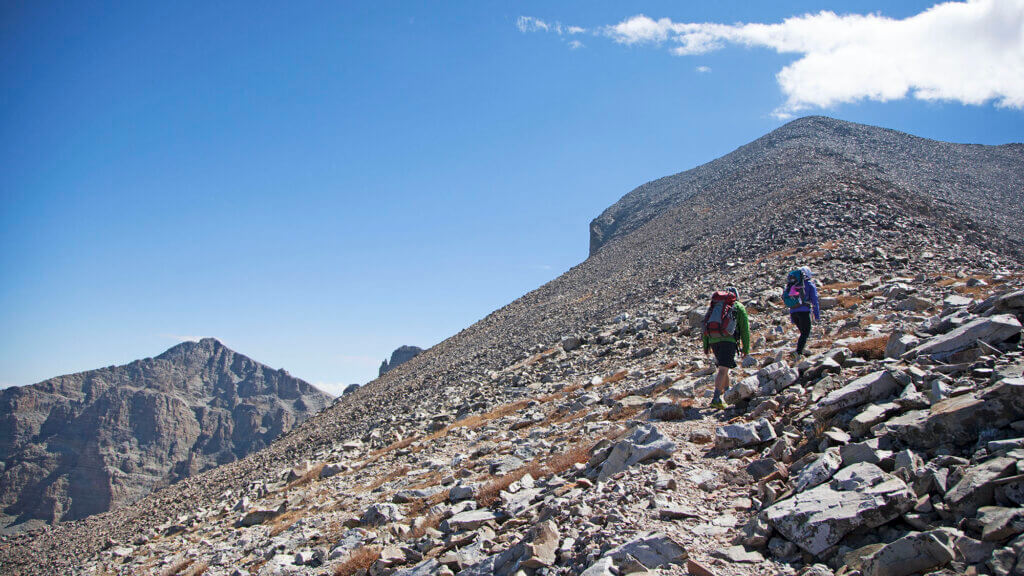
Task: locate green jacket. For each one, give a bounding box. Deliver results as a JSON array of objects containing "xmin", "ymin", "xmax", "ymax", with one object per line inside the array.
[{"xmin": 702, "ymin": 301, "xmax": 750, "ymax": 355}]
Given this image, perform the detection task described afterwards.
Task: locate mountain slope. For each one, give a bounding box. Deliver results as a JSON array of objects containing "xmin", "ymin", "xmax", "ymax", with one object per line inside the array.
[
  {"xmin": 589, "ymin": 116, "xmax": 1024, "ymax": 256},
  {"xmin": 0, "ymin": 338, "xmax": 331, "ymax": 532},
  {"xmin": 2, "ymin": 117, "xmax": 1021, "ymax": 573}
]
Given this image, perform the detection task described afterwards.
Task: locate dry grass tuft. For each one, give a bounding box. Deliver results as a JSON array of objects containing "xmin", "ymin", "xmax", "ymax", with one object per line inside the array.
[
  {"xmin": 476, "ymin": 464, "xmax": 543, "ymax": 507},
  {"xmin": 836, "ymin": 295, "xmax": 865, "ymax": 308},
  {"xmin": 404, "ymin": 488, "xmax": 451, "ymax": 518},
  {"xmin": 268, "ymin": 508, "xmax": 306, "ymax": 537},
  {"xmin": 333, "ymin": 545, "xmax": 381, "ymax": 576},
  {"xmin": 364, "ymin": 465, "xmax": 411, "ymax": 492},
  {"xmin": 607, "ymin": 403, "xmax": 645, "ymax": 421},
  {"xmin": 849, "ymin": 335, "xmax": 888, "ymax": 360},
  {"xmin": 821, "ymin": 281, "xmax": 861, "ymax": 291},
  {"xmin": 182, "ymin": 561, "xmax": 209, "ymax": 576},
  {"xmin": 543, "ymin": 442, "xmax": 594, "ymax": 476},
  {"xmin": 160, "ymin": 558, "xmax": 194, "ymax": 576},
  {"xmin": 286, "ymin": 463, "xmax": 325, "ymax": 490},
  {"xmin": 369, "ymin": 436, "xmax": 418, "ymax": 459},
  {"xmin": 955, "ymin": 285, "xmax": 989, "ymax": 296},
  {"xmin": 476, "ymin": 439, "xmax": 602, "ymax": 507},
  {"xmin": 603, "ymin": 370, "xmax": 628, "ymax": 384},
  {"xmin": 406, "ymin": 512, "xmax": 444, "ymax": 540}
]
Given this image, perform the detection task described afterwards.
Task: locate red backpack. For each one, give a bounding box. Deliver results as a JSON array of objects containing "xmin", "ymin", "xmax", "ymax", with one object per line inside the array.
[{"xmin": 703, "ymin": 291, "xmax": 738, "ymax": 338}]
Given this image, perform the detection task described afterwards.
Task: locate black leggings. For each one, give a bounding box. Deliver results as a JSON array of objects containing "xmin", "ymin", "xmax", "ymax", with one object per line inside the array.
[{"xmin": 791, "ymin": 311, "xmax": 812, "ymax": 353}]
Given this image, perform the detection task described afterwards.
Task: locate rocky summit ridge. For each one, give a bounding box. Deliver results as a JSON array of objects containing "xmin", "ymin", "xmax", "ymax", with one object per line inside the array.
[
  {"xmin": 0, "ymin": 338, "xmax": 331, "ymax": 534},
  {"xmin": 380, "ymin": 346, "xmax": 425, "ymax": 378},
  {"xmin": 1, "ymin": 117, "xmax": 1023, "ymax": 576}
]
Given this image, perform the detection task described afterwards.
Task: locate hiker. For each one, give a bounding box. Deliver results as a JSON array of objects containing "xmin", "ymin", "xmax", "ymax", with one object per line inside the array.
[
  {"xmin": 702, "ymin": 287, "xmax": 751, "ymax": 409},
  {"xmin": 783, "ymin": 266, "xmax": 820, "ymax": 356}
]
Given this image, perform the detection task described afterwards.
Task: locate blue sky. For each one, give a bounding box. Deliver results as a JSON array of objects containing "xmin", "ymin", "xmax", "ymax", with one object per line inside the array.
[{"xmin": 2, "ymin": 1, "xmax": 1022, "ymax": 395}]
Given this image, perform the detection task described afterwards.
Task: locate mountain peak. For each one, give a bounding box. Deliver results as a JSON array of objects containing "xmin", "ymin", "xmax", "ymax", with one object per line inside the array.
[{"xmin": 0, "ymin": 340, "xmax": 330, "ymax": 531}]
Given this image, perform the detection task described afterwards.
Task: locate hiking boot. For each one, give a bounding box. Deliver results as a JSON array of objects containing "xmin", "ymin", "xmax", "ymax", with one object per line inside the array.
[{"xmin": 710, "ymin": 399, "xmax": 729, "ymax": 410}]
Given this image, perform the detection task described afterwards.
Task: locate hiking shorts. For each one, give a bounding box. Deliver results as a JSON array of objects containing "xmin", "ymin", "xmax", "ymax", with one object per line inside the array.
[{"xmin": 711, "ymin": 341, "xmax": 738, "ymax": 369}]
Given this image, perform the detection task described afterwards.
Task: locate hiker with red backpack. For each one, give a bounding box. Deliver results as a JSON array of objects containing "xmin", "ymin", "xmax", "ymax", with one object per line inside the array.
[
  {"xmin": 702, "ymin": 287, "xmax": 751, "ymax": 409},
  {"xmin": 783, "ymin": 266, "xmax": 820, "ymax": 356}
]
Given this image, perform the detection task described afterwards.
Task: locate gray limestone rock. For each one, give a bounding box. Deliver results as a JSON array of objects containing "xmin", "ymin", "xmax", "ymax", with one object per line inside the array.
[
  {"xmin": 361, "ymin": 503, "xmax": 405, "ymax": 526},
  {"xmin": 441, "ymin": 509, "xmax": 499, "ymax": 532},
  {"xmin": 603, "ymin": 532, "xmax": 687, "ymax": 569},
  {"xmin": 861, "ymin": 529, "xmax": 956, "ymax": 576},
  {"xmin": 945, "ymin": 457, "xmax": 1018, "ymax": 516},
  {"xmin": 885, "ymin": 378, "xmax": 1024, "ymax": 447},
  {"xmin": 977, "ymin": 506, "xmax": 1024, "ymax": 541},
  {"xmin": 850, "ymin": 402, "xmax": 902, "ymax": 437},
  {"xmin": 715, "ymin": 418, "xmax": 777, "ymax": 450},
  {"xmin": 885, "ymin": 333, "xmax": 920, "ymax": 359},
  {"xmin": 593, "ymin": 424, "xmax": 677, "ymax": 482},
  {"xmin": 906, "ymin": 314, "xmax": 1022, "ymax": 360},
  {"xmin": 763, "ymin": 463, "xmax": 914, "ymax": 556},
  {"xmin": 815, "ymin": 370, "xmax": 908, "ymax": 419},
  {"xmin": 793, "ymin": 448, "xmax": 843, "ymax": 493}
]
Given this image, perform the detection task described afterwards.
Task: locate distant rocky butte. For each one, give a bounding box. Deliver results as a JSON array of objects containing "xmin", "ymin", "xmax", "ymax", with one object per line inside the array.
[
  {"xmin": 0, "ymin": 338, "xmax": 330, "ymax": 532},
  {"xmin": 379, "ymin": 345, "xmax": 423, "ymax": 377}
]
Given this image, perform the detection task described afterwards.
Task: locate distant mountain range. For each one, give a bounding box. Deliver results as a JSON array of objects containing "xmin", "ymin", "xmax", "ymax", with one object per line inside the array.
[{"xmin": 0, "ymin": 338, "xmax": 330, "ymax": 532}]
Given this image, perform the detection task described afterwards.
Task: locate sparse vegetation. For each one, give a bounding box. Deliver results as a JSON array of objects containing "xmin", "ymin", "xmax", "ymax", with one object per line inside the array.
[
  {"xmin": 160, "ymin": 558, "xmax": 194, "ymax": 576},
  {"xmin": 333, "ymin": 545, "xmax": 381, "ymax": 576},
  {"xmin": 182, "ymin": 561, "xmax": 209, "ymax": 576},
  {"xmin": 848, "ymin": 335, "xmax": 888, "ymax": 360},
  {"xmin": 603, "ymin": 370, "xmax": 628, "ymax": 384},
  {"xmin": 364, "ymin": 465, "xmax": 412, "ymax": 492},
  {"xmin": 268, "ymin": 508, "xmax": 306, "ymax": 537},
  {"xmin": 285, "ymin": 462, "xmax": 325, "ymax": 490}
]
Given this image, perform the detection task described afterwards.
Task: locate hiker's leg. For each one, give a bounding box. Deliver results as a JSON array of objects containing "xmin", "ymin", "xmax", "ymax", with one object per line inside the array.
[
  {"xmin": 715, "ymin": 366, "xmax": 729, "ymax": 395},
  {"xmin": 795, "ymin": 312, "xmax": 812, "ymax": 354}
]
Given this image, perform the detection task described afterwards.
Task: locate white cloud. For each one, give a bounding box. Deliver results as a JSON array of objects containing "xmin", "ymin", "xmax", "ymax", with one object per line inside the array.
[
  {"xmin": 517, "ymin": 16, "xmax": 550, "ymax": 33},
  {"xmin": 696, "ymin": 65, "xmax": 712, "ymax": 73},
  {"xmin": 517, "ymin": 16, "xmax": 589, "ymax": 50},
  {"xmin": 533, "ymin": 1, "xmax": 1024, "ymax": 116}
]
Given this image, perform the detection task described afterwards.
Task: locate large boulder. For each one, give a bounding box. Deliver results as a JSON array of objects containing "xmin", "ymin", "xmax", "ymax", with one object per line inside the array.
[
  {"xmin": 602, "ymin": 532, "xmax": 687, "ymax": 569},
  {"xmin": 884, "ymin": 378, "xmax": 1024, "ymax": 447},
  {"xmin": 715, "ymin": 418, "xmax": 777, "ymax": 450},
  {"xmin": 763, "ymin": 463, "xmax": 914, "ymax": 556},
  {"xmin": 906, "ymin": 314, "xmax": 1021, "ymax": 360},
  {"xmin": 814, "ymin": 371, "xmax": 908, "ymax": 419},
  {"xmin": 592, "ymin": 424, "xmax": 676, "ymax": 482},
  {"xmin": 944, "ymin": 457, "xmax": 1019, "ymax": 516},
  {"xmin": 361, "ymin": 503, "xmax": 405, "ymax": 526},
  {"xmin": 860, "ymin": 529, "xmax": 956, "ymax": 576},
  {"xmin": 458, "ymin": 521, "xmax": 559, "ymax": 576},
  {"xmin": 793, "ymin": 448, "xmax": 843, "ymax": 493},
  {"xmin": 993, "ymin": 289, "xmax": 1024, "ymax": 313}
]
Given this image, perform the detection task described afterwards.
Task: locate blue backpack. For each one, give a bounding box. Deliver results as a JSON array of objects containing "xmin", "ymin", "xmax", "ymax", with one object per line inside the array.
[{"xmin": 783, "ymin": 269, "xmax": 807, "ymax": 308}]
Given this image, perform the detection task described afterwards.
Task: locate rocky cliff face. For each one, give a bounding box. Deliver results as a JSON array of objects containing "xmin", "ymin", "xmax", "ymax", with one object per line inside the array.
[
  {"xmin": 3, "ymin": 117, "xmax": 1023, "ymax": 575},
  {"xmin": 0, "ymin": 338, "xmax": 330, "ymax": 532},
  {"xmin": 379, "ymin": 345, "xmax": 424, "ymax": 377}
]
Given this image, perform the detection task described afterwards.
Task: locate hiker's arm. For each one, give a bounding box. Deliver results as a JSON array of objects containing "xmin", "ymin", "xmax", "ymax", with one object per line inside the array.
[
  {"xmin": 809, "ymin": 282, "xmax": 821, "ymax": 321},
  {"xmin": 738, "ymin": 305, "xmax": 750, "ymax": 355},
  {"xmin": 702, "ymin": 334, "xmax": 710, "ymax": 354}
]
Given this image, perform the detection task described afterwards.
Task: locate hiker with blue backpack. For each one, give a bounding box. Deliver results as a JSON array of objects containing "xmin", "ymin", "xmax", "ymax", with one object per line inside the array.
[
  {"xmin": 783, "ymin": 266, "xmax": 820, "ymax": 357},
  {"xmin": 701, "ymin": 287, "xmax": 751, "ymax": 409}
]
